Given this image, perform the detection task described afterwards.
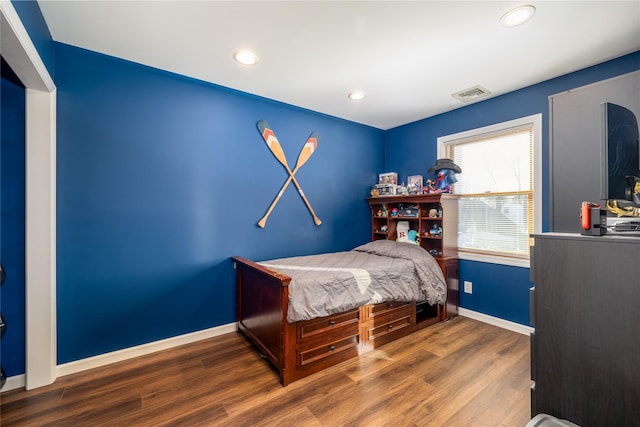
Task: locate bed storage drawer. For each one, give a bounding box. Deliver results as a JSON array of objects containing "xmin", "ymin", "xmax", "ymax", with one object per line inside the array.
[
  {"xmin": 297, "ymin": 334, "xmax": 360, "ymax": 368},
  {"xmin": 296, "ymin": 309, "xmax": 360, "ymax": 343},
  {"xmin": 362, "ymin": 301, "xmax": 413, "ymax": 321},
  {"xmin": 362, "ymin": 312, "xmax": 413, "ymax": 343},
  {"xmin": 293, "ymin": 310, "xmax": 360, "ymax": 376},
  {"xmin": 361, "ymin": 304, "xmax": 414, "ymax": 348}
]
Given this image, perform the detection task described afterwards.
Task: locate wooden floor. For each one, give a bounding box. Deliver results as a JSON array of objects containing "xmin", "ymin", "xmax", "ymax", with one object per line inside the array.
[{"xmin": 0, "ymin": 316, "xmax": 531, "ymax": 426}]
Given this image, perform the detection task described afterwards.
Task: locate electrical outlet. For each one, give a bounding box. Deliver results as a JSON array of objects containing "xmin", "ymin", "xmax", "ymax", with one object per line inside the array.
[{"xmin": 464, "ymin": 281, "xmax": 473, "ymax": 294}]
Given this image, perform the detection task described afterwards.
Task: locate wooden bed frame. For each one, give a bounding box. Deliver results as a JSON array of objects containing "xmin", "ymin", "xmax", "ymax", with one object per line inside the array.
[{"xmin": 232, "ymin": 255, "xmax": 458, "ymax": 386}]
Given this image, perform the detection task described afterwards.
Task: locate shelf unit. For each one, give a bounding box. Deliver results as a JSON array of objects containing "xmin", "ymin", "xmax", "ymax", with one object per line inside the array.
[{"xmin": 367, "ymin": 194, "xmax": 459, "ymax": 319}]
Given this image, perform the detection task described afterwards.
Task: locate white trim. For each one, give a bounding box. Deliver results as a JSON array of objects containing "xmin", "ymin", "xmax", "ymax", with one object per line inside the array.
[
  {"xmin": 56, "ymin": 322, "xmax": 237, "ymax": 378},
  {"xmin": 1, "ymin": 0, "xmax": 57, "ymax": 389},
  {"xmin": 459, "ymin": 308, "xmax": 533, "ymax": 336},
  {"xmin": 25, "ymin": 89, "xmax": 57, "ymax": 390},
  {"xmin": 0, "ymin": 1, "xmax": 55, "ymax": 92},
  {"xmin": 533, "ymin": 114, "xmax": 542, "ymax": 246},
  {"xmin": 1, "ymin": 323, "xmax": 236, "ymax": 392},
  {"xmin": 459, "ymin": 252, "xmax": 531, "ymax": 268},
  {"xmin": 0, "ymin": 374, "xmax": 26, "ymax": 392},
  {"xmin": 437, "ymin": 113, "xmax": 542, "ymax": 269}
]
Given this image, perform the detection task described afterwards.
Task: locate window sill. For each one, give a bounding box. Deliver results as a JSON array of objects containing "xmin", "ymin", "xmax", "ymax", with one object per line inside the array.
[{"xmin": 458, "ymin": 252, "xmax": 530, "ymax": 268}]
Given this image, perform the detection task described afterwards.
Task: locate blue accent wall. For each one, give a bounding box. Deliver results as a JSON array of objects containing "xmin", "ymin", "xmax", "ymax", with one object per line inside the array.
[
  {"xmin": 386, "ymin": 51, "xmax": 640, "ymax": 326},
  {"xmin": 458, "ymin": 261, "xmax": 531, "ymax": 325},
  {"xmin": 54, "ymin": 43, "xmax": 384, "ymax": 363},
  {"xmin": 1, "ymin": 74, "xmax": 27, "ymax": 377}
]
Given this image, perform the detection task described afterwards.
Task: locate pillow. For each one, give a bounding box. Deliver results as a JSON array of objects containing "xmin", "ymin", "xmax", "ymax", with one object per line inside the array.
[
  {"xmin": 352, "ymin": 239, "xmax": 425, "ymax": 258},
  {"xmin": 396, "ymin": 221, "xmax": 410, "ymax": 243}
]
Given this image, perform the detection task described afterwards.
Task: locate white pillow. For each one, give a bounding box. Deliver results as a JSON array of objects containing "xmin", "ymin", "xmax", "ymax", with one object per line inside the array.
[{"xmin": 396, "ymin": 221, "xmax": 410, "ymax": 243}]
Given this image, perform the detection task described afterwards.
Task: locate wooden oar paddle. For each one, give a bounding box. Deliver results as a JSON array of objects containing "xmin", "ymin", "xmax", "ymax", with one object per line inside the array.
[{"xmin": 257, "ymin": 120, "xmax": 321, "ymax": 227}]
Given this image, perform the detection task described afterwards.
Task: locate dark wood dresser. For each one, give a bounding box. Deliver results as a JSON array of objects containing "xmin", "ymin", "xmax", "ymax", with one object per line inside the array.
[{"xmin": 530, "ymin": 233, "xmax": 640, "ymax": 426}]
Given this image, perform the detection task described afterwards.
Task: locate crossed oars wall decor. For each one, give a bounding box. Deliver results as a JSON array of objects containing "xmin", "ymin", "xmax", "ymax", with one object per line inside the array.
[{"xmin": 257, "ymin": 120, "xmax": 322, "ymax": 228}]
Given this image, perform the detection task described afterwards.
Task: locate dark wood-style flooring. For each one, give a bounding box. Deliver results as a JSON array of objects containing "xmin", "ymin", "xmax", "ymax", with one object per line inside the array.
[{"xmin": 0, "ymin": 316, "xmax": 531, "ymax": 426}]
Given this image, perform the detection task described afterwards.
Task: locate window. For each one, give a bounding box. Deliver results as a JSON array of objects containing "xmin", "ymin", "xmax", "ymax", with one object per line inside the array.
[{"xmin": 437, "ymin": 114, "xmax": 542, "ymax": 268}]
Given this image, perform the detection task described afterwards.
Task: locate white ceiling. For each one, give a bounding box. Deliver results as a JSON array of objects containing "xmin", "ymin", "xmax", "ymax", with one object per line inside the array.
[{"xmin": 37, "ymin": 1, "xmax": 640, "ymax": 130}]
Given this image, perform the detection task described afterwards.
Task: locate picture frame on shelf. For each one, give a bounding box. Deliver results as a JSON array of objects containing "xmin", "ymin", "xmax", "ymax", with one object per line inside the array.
[
  {"xmin": 407, "ymin": 175, "xmax": 423, "ymax": 195},
  {"xmin": 407, "ymin": 175, "xmax": 423, "ymax": 190},
  {"xmin": 375, "ymin": 183, "xmax": 397, "ymax": 196},
  {"xmin": 378, "ymin": 172, "xmax": 398, "ymax": 185}
]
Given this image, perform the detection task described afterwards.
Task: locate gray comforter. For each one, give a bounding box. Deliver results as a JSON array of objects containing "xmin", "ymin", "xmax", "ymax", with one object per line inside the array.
[{"xmin": 259, "ymin": 240, "xmax": 446, "ymax": 322}]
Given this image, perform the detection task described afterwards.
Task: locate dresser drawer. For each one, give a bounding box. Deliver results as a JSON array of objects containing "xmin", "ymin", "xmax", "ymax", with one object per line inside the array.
[
  {"xmin": 296, "ymin": 308, "xmax": 360, "ymax": 344},
  {"xmin": 362, "ymin": 301, "xmax": 413, "ymax": 321},
  {"xmin": 297, "ymin": 334, "xmax": 360, "ymax": 368}
]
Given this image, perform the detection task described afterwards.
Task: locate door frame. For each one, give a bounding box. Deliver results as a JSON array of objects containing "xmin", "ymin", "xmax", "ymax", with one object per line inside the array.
[{"xmin": 1, "ymin": 0, "xmax": 56, "ymax": 390}]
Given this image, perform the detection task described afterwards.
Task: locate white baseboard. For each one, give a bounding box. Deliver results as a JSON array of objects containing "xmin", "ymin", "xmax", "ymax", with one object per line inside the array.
[
  {"xmin": 56, "ymin": 322, "xmax": 237, "ymax": 378},
  {"xmin": 458, "ymin": 308, "xmax": 533, "ymax": 336},
  {"xmin": 1, "ymin": 374, "xmax": 26, "ymax": 392},
  {"xmin": 3, "ymin": 313, "xmax": 528, "ymax": 392},
  {"xmin": 1, "ymin": 323, "xmax": 237, "ymax": 393}
]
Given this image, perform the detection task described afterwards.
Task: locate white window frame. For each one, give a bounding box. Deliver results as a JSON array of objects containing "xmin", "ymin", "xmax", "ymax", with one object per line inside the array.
[{"xmin": 437, "ymin": 114, "xmax": 542, "ymax": 268}]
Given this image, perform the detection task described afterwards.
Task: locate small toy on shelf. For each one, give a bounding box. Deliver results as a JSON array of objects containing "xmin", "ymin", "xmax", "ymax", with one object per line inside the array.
[
  {"xmin": 423, "ymin": 179, "xmax": 437, "ymax": 194},
  {"xmin": 407, "ymin": 175, "xmax": 423, "ymax": 194},
  {"xmin": 428, "ymin": 248, "xmax": 442, "ymax": 257},
  {"xmin": 396, "ymin": 222, "xmax": 418, "ymax": 245},
  {"xmin": 429, "ymin": 224, "xmax": 443, "ymax": 237},
  {"xmin": 391, "ymin": 207, "xmax": 398, "ymax": 217},
  {"xmin": 397, "ymin": 203, "xmax": 419, "ymax": 218},
  {"xmin": 408, "ymin": 183, "xmax": 420, "ymax": 194},
  {"xmin": 380, "ymin": 225, "xmax": 388, "ymax": 232},
  {"xmin": 375, "ymin": 183, "xmax": 397, "ymax": 196}
]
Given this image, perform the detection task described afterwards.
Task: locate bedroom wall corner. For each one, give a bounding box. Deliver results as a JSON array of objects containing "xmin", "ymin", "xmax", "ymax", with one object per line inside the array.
[
  {"xmin": 53, "ymin": 41, "xmax": 385, "ymax": 365},
  {"xmin": 384, "ymin": 50, "xmax": 640, "ymax": 327}
]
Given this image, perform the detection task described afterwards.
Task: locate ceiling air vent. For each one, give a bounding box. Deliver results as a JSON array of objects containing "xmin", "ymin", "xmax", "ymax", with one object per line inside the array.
[{"xmin": 452, "ymin": 85, "xmax": 491, "ymax": 103}]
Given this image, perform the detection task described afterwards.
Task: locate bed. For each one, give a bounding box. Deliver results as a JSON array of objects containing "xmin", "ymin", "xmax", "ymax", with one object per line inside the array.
[{"xmin": 232, "ymin": 240, "xmax": 454, "ymax": 386}]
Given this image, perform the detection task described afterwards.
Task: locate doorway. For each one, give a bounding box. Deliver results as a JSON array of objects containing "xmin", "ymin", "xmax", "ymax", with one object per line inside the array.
[
  {"xmin": 1, "ymin": 2, "xmax": 56, "ymax": 390},
  {"xmin": 1, "ymin": 57, "xmax": 26, "ymax": 388}
]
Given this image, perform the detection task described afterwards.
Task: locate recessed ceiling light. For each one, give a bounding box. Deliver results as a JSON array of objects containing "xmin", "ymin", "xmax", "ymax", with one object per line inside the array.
[
  {"xmin": 233, "ymin": 50, "xmax": 259, "ymax": 66},
  {"xmin": 348, "ymin": 91, "xmax": 366, "ymax": 101},
  {"xmin": 499, "ymin": 5, "xmax": 536, "ymax": 28}
]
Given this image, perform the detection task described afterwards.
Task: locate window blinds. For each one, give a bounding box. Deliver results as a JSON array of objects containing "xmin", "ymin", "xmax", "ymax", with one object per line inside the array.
[{"xmin": 446, "ymin": 126, "xmax": 534, "ymax": 259}]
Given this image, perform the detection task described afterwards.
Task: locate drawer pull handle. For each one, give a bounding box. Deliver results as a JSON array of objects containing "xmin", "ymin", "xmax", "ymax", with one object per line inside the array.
[
  {"xmin": 329, "ymin": 320, "xmax": 336, "ymax": 326},
  {"xmin": 388, "ymin": 303, "xmax": 394, "ymax": 308},
  {"xmin": 329, "ymin": 345, "xmax": 336, "ymax": 351},
  {"xmin": 387, "ymin": 324, "xmax": 393, "ymax": 330}
]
